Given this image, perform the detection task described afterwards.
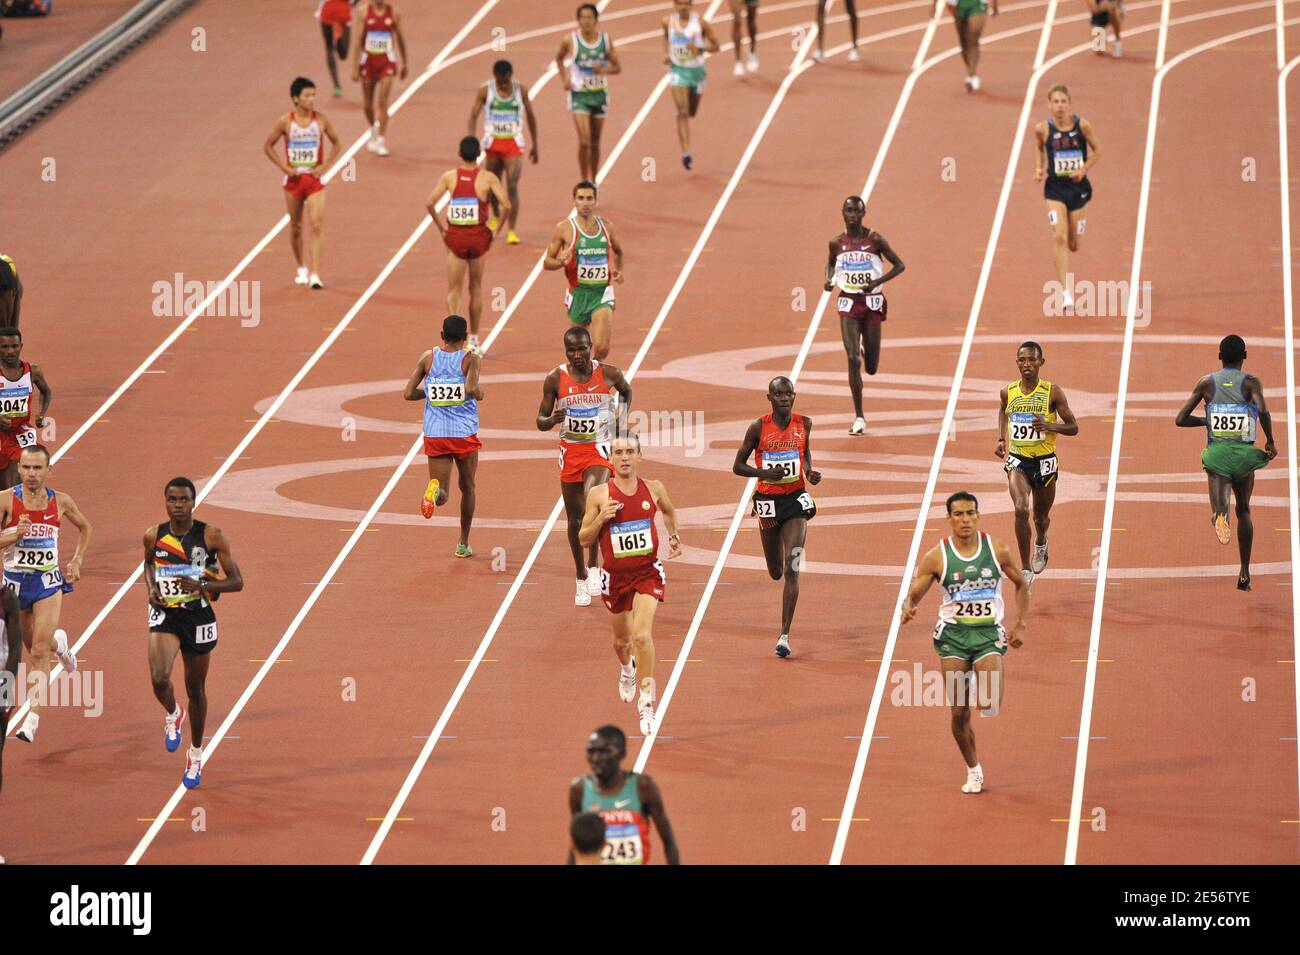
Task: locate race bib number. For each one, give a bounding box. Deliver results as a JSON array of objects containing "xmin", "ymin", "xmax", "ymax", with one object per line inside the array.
[
  {"xmin": 839, "ymin": 265, "xmax": 874, "ymax": 292},
  {"xmin": 1208, "ymin": 403, "xmax": 1250, "ymax": 440},
  {"xmin": 670, "ymin": 40, "xmax": 693, "ymax": 63},
  {"xmin": 12, "ymin": 547, "xmax": 55, "ymax": 571},
  {"xmin": 15, "ymin": 427, "xmax": 37, "ymax": 449},
  {"xmin": 448, "ymin": 197, "xmax": 480, "ymax": 226},
  {"xmin": 562, "ymin": 406, "xmax": 600, "ymax": 442},
  {"xmin": 40, "ymin": 568, "xmax": 63, "ymax": 590},
  {"xmin": 1054, "ymin": 149, "xmax": 1084, "ymax": 176},
  {"xmin": 577, "ymin": 250, "xmax": 609, "ymax": 285},
  {"xmin": 797, "ymin": 492, "xmax": 815, "ymax": 513},
  {"xmin": 864, "ymin": 293, "xmax": 884, "ymax": 311},
  {"xmin": 488, "ymin": 108, "xmax": 521, "ymax": 139},
  {"xmin": 288, "ymin": 136, "xmax": 319, "ymax": 168},
  {"xmin": 2, "ymin": 576, "xmax": 15, "ymax": 595},
  {"xmin": 426, "ymin": 379, "xmax": 466, "ymax": 407},
  {"xmin": 365, "ymin": 31, "xmax": 394, "ymax": 56},
  {"xmin": 762, "ymin": 449, "xmax": 801, "ymax": 484},
  {"xmin": 155, "ymin": 564, "xmax": 202, "ymax": 605},
  {"xmin": 954, "ymin": 588, "xmax": 997, "ymax": 624},
  {"xmin": 0, "ymin": 389, "xmax": 30, "ymax": 418},
  {"xmin": 753, "ymin": 498, "xmax": 777, "ymax": 519},
  {"xmin": 1008, "ymin": 411, "xmax": 1042, "ymax": 446},
  {"xmin": 1039, "ymin": 456, "xmax": 1058, "ymax": 477},
  {"xmin": 194, "ymin": 621, "xmax": 218, "ymax": 645},
  {"xmin": 601, "ymin": 825, "xmax": 643, "ymax": 865},
  {"xmin": 610, "ymin": 518, "xmax": 653, "ymax": 559},
  {"xmin": 577, "ymin": 65, "xmax": 607, "ymax": 91},
  {"xmin": 148, "ymin": 604, "xmax": 166, "ymax": 628}
]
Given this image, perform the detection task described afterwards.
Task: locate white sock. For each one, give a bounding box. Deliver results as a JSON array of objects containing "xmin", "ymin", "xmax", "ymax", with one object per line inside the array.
[
  {"xmin": 170, "ymin": 704, "xmax": 181, "ymax": 719},
  {"xmin": 968, "ymin": 762, "xmax": 983, "ymax": 777},
  {"xmin": 620, "ymin": 660, "xmax": 635, "ymax": 676}
]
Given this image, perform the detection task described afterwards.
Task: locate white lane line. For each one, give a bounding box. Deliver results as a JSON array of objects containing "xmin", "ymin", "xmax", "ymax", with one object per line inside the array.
[
  {"xmin": 1281, "ymin": 51, "xmax": 1300, "ymax": 847},
  {"xmin": 1064, "ymin": 12, "xmax": 1299, "ymax": 867},
  {"xmin": 48, "ymin": 0, "xmax": 501, "ymax": 467},
  {"xmin": 1278, "ymin": 0, "xmax": 1288, "ymax": 67}
]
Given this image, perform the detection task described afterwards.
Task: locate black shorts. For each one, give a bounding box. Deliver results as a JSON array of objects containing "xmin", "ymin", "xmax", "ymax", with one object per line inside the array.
[
  {"xmin": 149, "ymin": 604, "xmax": 219, "ymax": 655},
  {"xmin": 1044, "ymin": 176, "xmax": 1092, "ymax": 212},
  {"xmin": 752, "ymin": 489, "xmax": 816, "ymax": 530},
  {"xmin": 1005, "ymin": 452, "xmax": 1059, "ymax": 489}
]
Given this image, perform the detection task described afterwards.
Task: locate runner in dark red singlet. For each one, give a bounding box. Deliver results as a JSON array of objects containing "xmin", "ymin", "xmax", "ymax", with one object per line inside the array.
[
  {"xmin": 0, "ymin": 328, "xmax": 51, "ymax": 489},
  {"xmin": 351, "ymin": 0, "xmax": 408, "ymax": 156}
]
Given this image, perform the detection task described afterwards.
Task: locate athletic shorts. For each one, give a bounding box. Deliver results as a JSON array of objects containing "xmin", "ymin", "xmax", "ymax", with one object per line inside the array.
[
  {"xmin": 1004, "ymin": 452, "xmax": 1058, "ymax": 489},
  {"xmin": 751, "ymin": 489, "xmax": 816, "ymax": 530},
  {"xmin": 1091, "ymin": 2, "xmax": 1123, "ymax": 27},
  {"xmin": 950, "ymin": 0, "xmax": 988, "ymax": 20},
  {"xmin": 149, "ymin": 603, "xmax": 219, "ymax": 656},
  {"xmin": 1044, "ymin": 176, "xmax": 1092, "ymax": 212},
  {"xmin": 600, "ymin": 561, "xmax": 666, "ymax": 614},
  {"xmin": 836, "ymin": 290, "xmax": 887, "ymax": 324},
  {"xmin": 559, "ymin": 441, "xmax": 611, "ymax": 484},
  {"xmin": 566, "ymin": 283, "xmax": 616, "ymax": 325},
  {"xmin": 444, "ymin": 224, "xmax": 493, "ymax": 260},
  {"xmin": 360, "ymin": 55, "xmax": 398, "ymax": 80},
  {"xmin": 568, "ymin": 89, "xmax": 609, "ymax": 117},
  {"xmin": 318, "ymin": 0, "xmax": 352, "ymax": 28},
  {"xmin": 3, "ymin": 568, "xmax": 71, "ymax": 611},
  {"xmin": 669, "ymin": 64, "xmax": 707, "ymax": 93},
  {"xmin": 1202, "ymin": 442, "xmax": 1270, "ymax": 483},
  {"xmin": 0, "ymin": 425, "xmax": 38, "ymax": 463},
  {"xmin": 283, "ymin": 172, "xmax": 325, "ymax": 201},
  {"xmin": 423, "ymin": 434, "xmax": 482, "ymax": 459},
  {"xmin": 934, "ymin": 621, "xmax": 1006, "ymax": 663},
  {"xmin": 485, "ymin": 138, "xmax": 523, "ymax": 160}
]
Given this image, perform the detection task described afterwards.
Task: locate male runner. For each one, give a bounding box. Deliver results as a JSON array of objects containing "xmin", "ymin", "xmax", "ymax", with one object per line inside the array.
[
  {"xmin": 3, "ymin": 445, "xmax": 90, "ymax": 744},
  {"xmin": 556, "ymin": 3, "xmax": 622, "ymax": 181},
  {"xmin": 569, "ymin": 812, "xmax": 607, "ymax": 864},
  {"xmin": 994, "ymin": 342, "xmax": 1078, "ymax": 588},
  {"xmin": 947, "ymin": 0, "xmax": 998, "ymax": 91},
  {"xmin": 543, "ymin": 181, "xmax": 624, "ymax": 361},
  {"xmin": 0, "ymin": 328, "xmax": 51, "ymax": 489},
  {"xmin": 263, "ymin": 76, "xmax": 342, "ymax": 289},
  {"xmin": 0, "ymin": 253, "xmax": 20, "ymax": 327},
  {"xmin": 901, "ymin": 491, "xmax": 1028, "ymax": 794},
  {"xmin": 813, "ymin": 0, "xmax": 861, "ymax": 63},
  {"xmin": 1175, "ymin": 335, "xmax": 1277, "ymax": 591},
  {"xmin": 1087, "ymin": 0, "xmax": 1123, "ymax": 57},
  {"xmin": 825, "ymin": 196, "xmax": 905, "ymax": 435},
  {"xmin": 732, "ymin": 376, "xmax": 821, "ymax": 658},
  {"xmin": 664, "ymin": 0, "xmax": 721, "ymax": 171},
  {"xmin": 568, "ymin": 724, "xmax": 680, "ymax": 864},
  {"xmin": 468, "ymin": 60, "xmax": 539, "ymax": 245},
  {"xmin": 728, "ymin": 0, "xmax": 760, "ymax": 75},
  {"xmin": 538, "ymin": 327, "xmax": 632, "ymax": 607},
  {"xmin": 144, "ymin": 477, "xmax": 243, "ymax": 789},
  {"xmin": 404, "ymin": 315, "xmax": 483, "ymax": 556},
  {"xmin": 427, "ymin": 136, "xmax": 510, "ymax": 355},
  {"xmin": 351, "ymin": 0, "xmax": 408, "ymax": 156},
  {"xmin": 316, "ymin": 0, "xmax": 354, "ymax": 96},
  {"xmin": 578, "ymin": 431, "xmax": 681, "ymax": 734}
]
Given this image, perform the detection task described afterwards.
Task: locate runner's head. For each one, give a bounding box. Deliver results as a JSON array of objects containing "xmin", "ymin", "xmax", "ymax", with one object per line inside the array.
[
  {"xmin": 18, "ymin": 444, "xmax": 50, "ymax": 490},
  {"xmin": 290, "ymin": 76, "xmax": 317, "ymax": 110},
  {"xmin": 673, "ymin": 0, "xmax": 693, "ymax": 14},
  {"xmin": 442, "ymin": 315, "xmax": 469, "ymax": 346},
  {"xmin": 569, "ymin": 812, "xmax": 607, "ymax": 864},
  {"xmin": 459, "ymin": 135, "xmax": 482, "ymax": 163},
  {"xmin": 576, "ymin": 3, "xmax": 599, "ymax": 29},
  {"xmin": 766, "ymin": 376, "xmax": 795, "ymax": 414},
  {"xmin": 1016, "ymin": 341, "xmax": 1044, "ymax": 381},
  {"xmin": 587, "ymin": 724, "xmax": 627, "ymax": 779},
  {"xmin": 564, "ymin": 326, "xmax": 593, "ymax": 372},
  {"xmin": 0, "ymin": 326, "xmax": 21, "ymax": 366},
  {"xmin": 1219, "ymin": 334, "xmax": 1246, "ymax": 367},
  {"xmin": 610, "ymin": 430, "xmax": 642, "ymax": 477},
  {"xmin": 165, "ymin": 477, "xmax": 197, "ymax": 524},
  {"xmin": 841, "ymin": 196, "xmax": 866, "ymax": 230},
  {"xmin": 573, "ymin": 180, "xmax": 598, "ymax": 216},
  {"xmin": 493, "ymin": 60, "xmax": 513, "ymax": 83},
  {"xmin": 945, "ymin": 491, "xmax": 980, "ymax": 540},
  {"xmin": 1047, "ymin": 83, "xmax": 1071, "ymax": 121}
]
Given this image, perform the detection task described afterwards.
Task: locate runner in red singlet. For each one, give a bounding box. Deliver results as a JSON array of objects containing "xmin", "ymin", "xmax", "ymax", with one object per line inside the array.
[
  {"xmin": 427, "ymin": 136, "xmax": 510, "ymax": 356},
  {"xmin": 538, "ymin": 327, "xmax": 632, "ymax": 608},
  {"xmin": 263, "ymin": 77, "xmax": 342, "ymax": 289},
  {"xmin": 579, "ymin": 431, "xmax": 681, "ymax": 734},
  {"xmin": 733, "ymin": 376, "xmax": 821, "ymax": 658},
  {"xmin": 824, "ymin": 195, "xmax": 905, "ymax": 435},
  {"xmin": 315, "ymin": 0, "xmax": 354, "ymax": 97},
  {"xmin": 0, "ymin": 328, "xmax": 51, "ymax": 489},
  {"xmin": 351, "ymin": 0, "xmax": 408, "ymax": 156}
]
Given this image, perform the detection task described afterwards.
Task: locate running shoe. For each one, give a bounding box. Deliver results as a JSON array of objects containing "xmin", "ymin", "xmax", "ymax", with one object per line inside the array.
[
  {"xmin": 969, "ymin": 74, "xmax": 981, "ymax": 92},
  {"xmin": 811, "ymin": 49, "xmax": 828, "ymax": 64},
  {"xmin": 733, "ymin": 61, "xmax": 745, "ymax": 77},
  {"xmin": 1062, "ymin": 289, "xmax": 1075, "ymax": 311},
  {"xmin": 295, "ymin": 266, "xmax": 310, "ymax": 286},
  {"xmin": 165, "ymin": 706, "xmax": 186, "ymax": 753},
  {"xmin": 367, "ymin": 124, "xmax": 380, "ymax": 152},
  {"xmin": 1031, "ymin": 540, "xmax": 1049, "ymax": 574},
  {"xmin": 310, "ymin": 274, "xmax": 324, "ymax": 290},
  {"xmin": 847, "ymin": 46, "xmax": 862, "ymax": 63},
  {"xmin": 506, "ymin": 230, "xmax": 521, "ymax": 245},
  {"xmin": 964, "ymin": 75, "xmax": 973, "ymax": 92},
  {"xmin": 682, "ymin": 153, "xmax": 693, "ymax": 171},
  {"xmin": 775, "ymin": 634, "xmax": 791, "ymax": 658},
  {"xmin": 1022, "ymin": 568, "xmax": 1035, "ymax": 593},
  {"xmin": 1214, "ymin": 513, "xmax": 1231, "ymax": 545},
  {"xmin": 467, "ymin": 334, "xmax": 482, "ymax": 356},
  {"xmin": 487, "ymin": 214, "xmax": 500, "ymax": 232},
  {"xmin": 1237, "ymin": 572, "xmax": 1251, "ymax": 592},
  {"xmin": 638, "ymin": 692, "xmax": 656, "ymax": 736},
  {"xmin": 575, "ymin": 579, "xmax": 592, "ymax": 607},
  {"xmin": 619, "ymin": 658, "xmax": 637, "ymax": 703},
  {"xmin": 375, "ymin": 137, "xmax": 391, "ymax": 158},
  {"xmin": 585, "ymin": 566, "xmax": 603, "ymax": 596},
  {"xmin": 849, "ymin": 416, "xmax": 867, "ymax": 436},
  {"xmin": 961, "ymin": 767, "xmax": 984, "ymax": 794},
  {"xmin": 454, "ymin": 542, "xmax": 473, "ymax": 558},
  {"xmin": 333, "ymin": 86, "xmax": 344, "ymax": 97},
  {"xmin": 1111, "ymin": 41, "xmax": 1122, "ymax": 58},
  {"xmin": 183, "ymin": 747, "xmax": 202, "ymax": 789},
  {"xmin": 420, "ymin": 479, "xmax": 440, "ymax": 519},
  {"xmin": 53, "ymin": 628, "xmax": 76, "ymax": 673},
  {"xmin": 745, "ymin": 52, "xmax": 759, "ymax": 72},
  {"xmin": 14, "ymin": 712, "xmax": 38, "ymax": 743}
]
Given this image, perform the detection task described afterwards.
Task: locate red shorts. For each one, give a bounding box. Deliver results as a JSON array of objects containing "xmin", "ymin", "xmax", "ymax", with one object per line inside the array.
[
  {"xmin": 601, "ymin": 561, "xmax": 666, "ymax": 614},
  {"xmin": 836, "ymin": 291, "xmax": 887, "ymax": 325},
  {"xmin": 444, "ymin": 225, "xmax": 492, "ymax": 260},
  {"xmin": 283, "ymin": 173, "xmax": 325, "ymax": 201},
  {"xmin": 559, "ymin": 441, "xmax": 611, "ymax": 484},
  {"xmin": 423, "ymin": 434, "xmax": 482, "ymax": 459},
  {"xmin": 485, "ymin": 138, "xmax": 523, "ymax": 160},
  {"xmin": 0, "ymin": 425, "xmax": 36, "ymax": 463},
  {"xmin": 361, "ymin": 55, "xmax": 398, "ymax": 80},
  {"xmin": 318, "ymin": 0, "xmax": 352, "ymax": 27}
]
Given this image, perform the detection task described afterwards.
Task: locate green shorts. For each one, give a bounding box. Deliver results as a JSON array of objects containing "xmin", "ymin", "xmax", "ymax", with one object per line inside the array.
[
  {"xmin": 1202, "ymin": 441, "xmax": 1270, "ymax": 482},
  {"xmin": 952, "ymin": 0, "xmax": 988, "ymax": 20},
  {"xmin": 934, "ymin": 622, "xmax": 1006, "ymax": 663},
  {"xmin": 669, "ymin": 64, "xmax": 707, "ymax": 93},
  {"xmin": 566, "ymin": 283, "xmax": 616, "ymax": 325},
  {"xmin": 568, "ymin": 89, "xmax": 609, "ymax": 117}
]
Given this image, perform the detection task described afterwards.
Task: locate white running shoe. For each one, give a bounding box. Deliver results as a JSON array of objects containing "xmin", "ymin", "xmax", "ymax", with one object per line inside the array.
[
  {"xmin": 619, "ymin": 659, "xmax": 637, "ymax": 703},
  {"xmin": 294, "ymin": 266, "xmax": 310, "ymax": 286},
  {"xmin": 183, "ymin": 746, "xmax": 202, "ymax": 789},
  {"xmin": 585, "ymin": 566, "xmax": 602, "ymax": 596},
  {"xmin": 962, "ymin": 768, "xmax": 984, "ymax": 794},
  {"xmin": 849, "ymin": 416, "xmax": 867, "ymax": 436},
  {"xmin": 53, "ymin": 629, "xmax": 76, "ymax": 673},
  {"xmin": 467, "ymin": 334, "xmax": 482, "ymax": 356},
  {"xmin": 1062, "ymin": 289, "xmax": 1075, "ymax": 312},
  {"xmin": 638, "ymin": 692, "xmax": 656, "ymax": 736},
  {"xmin": 575, "ymin": 579, "xmax": 592, "ymax": 607},
  {"xmin": 14, "ymin": 712, "xmax": 38, "ymax": 743},
  {"xmin": 1031, "ymin": 540, "xmax": 1049, "ymax": 574},
  {"xmin": 309, "ymin": 273, "xmax": 324, "ymax": 290},
  {"xmin": 811, "ymin": 49, "xmax": 827, "ymax": 64},
  {"xmin": 745, "ymin": 52, "xmax": 759, "ymax": 72},
  {"xmin": 375, "ymin": 137, "xmax": 391, "ymax": 158},
  {"xmin": 969, "ymin": 74, "xmax": 981, "ymax": 92},
  {"xmin": 847, "ymin": 46, "xmax": 862, "ymax": 63},
  {"xmin": 367, "ymin": 124, "xmax": 380, "ymax": 152},
  {"xmin": 733, "ymin": 61, "xmax": 745, "ymax": 77},
  {"xmin": 1022, "ymin": 568, "xmax": 1035, "ymax": 593},
  {"xmin": 1110, "ymin": 40, "xmax": 1122, "ymax": 58},
  {"xmin": 775, "ymin": 634, "xmax": 791, "ymax": 658}
]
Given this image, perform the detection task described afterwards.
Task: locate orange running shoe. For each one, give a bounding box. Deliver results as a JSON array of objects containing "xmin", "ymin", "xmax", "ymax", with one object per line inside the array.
[
  {"xmin": 420, "ymin": 479, "xmax": 440, "ymax": 519},
  {"xmin": 1213, "ymin": 513, "xmax": 1230, "ymax": 545}
]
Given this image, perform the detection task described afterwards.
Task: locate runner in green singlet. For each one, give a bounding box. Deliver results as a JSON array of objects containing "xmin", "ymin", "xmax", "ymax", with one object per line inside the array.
[
  {"xmin": 543, "ymin": 181, "xmax": 625, "ymax": 361},
  {"xmin": 556, "ymin": 3, "xmax": 622, "ymax": 181},
  {"xmin": 567, "ymin": 725, "xmax": 680, "ymax": 865},
  {"xmin": 901, "ymin": 491, "xmax": 1028, "ymax": 795},
  {"xmin": 664, "ymin": 0, "xmax": 721, "ymax": 171},
  {"xmin": 946, "ymin": 0, "xmax": 998, "ymax": 91},
  {"xmin": 467, "ymin": 60, "xmax": 538, "ymax": 245},
  {"xmin": 1175, "ymin": 335, "xmax": 1277, "ymax": 591}
]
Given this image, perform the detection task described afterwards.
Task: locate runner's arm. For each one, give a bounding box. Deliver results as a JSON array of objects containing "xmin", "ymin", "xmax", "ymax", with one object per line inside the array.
[
  {"xmin": 639, "ymin": 774, "xmax": 681, "ymax": 865},
  {"xmin": 350, "ymin": 5, "xmax": 366, "ymax": 77},
  {"xmin": 565, "ymin": 778, "xmax": 583, "ymax": 864},
  {"xmin": 993, "ymin": 538, "xmax": 1028, "ymax": 643},
  {"xmin": 543, "ymin": 222, "xmax": 570, "ymax": 270},
  {"xmin": 402, "ymin": 351, "xmax": 433, "ymax": 400},
  {"xmin": 662, "ymin": 19, "xmax": 671, "ymax": 63},
  {"xmin": 604, "ymin": 219, "xmax": 625, "ymax": 281},
  {"xmin": 1174, "ymin": 377, "xmax": 1210, "ymax": 428},
  {"xmin": 995, "ymin": 385, "xmax": 1009, "ymax": 457},
  {"xmin": 733, "ymin": 420, "xmax": 779, "ymax": 480},
  {"xmin": 603, "ymin": 36, "xmax": 622, "ymax": 74},
  {"xmin": 1044, "ymin": 384, "xmax": 1079, "ymax": 436},
  {"xmin": 1246, "ymin": 375, "xmax": 1277, "ymax": 454},
  {"xmin": 318, "ymin": 112, "xmax": 343, "ymax": 176},
  {"xmin": 556, "ymin": 35, "xmax": 573, "ymax": 90},
  {"xmin": 1033, "ymin": 122, "xmax": 1047, "ymax": 181},
  {"xmin": 537, "ymin": 370, "xmax": 564, "ymax": 429},
  {"xmin": 1078, "ymin": 118, "xmax": 1100, "ymax": 174},
  {"xmin": 262, "ymin": 117, "xmax": 294, "ymax": 176},
  {"xmin": 521, "ymin": 87, "xmax": 539, "ymax": 161},
  {"xmin": 900, "ymin": 545, "xmax": 942, "ymax": 623},
  {"xmin": 467, "ymin": 85, "xmax": 487, "ymax": 136},
  {"xmin": 699, "ymin": 19, "xmax": 722, "ymax": 53},
  {"xmin": 803, "ymin": 417, "xmax": 821, "ymax": 485},
  {"xmin": 870, "ymin": 234, "xmax": 906, "ymax": 290},
  {"xmin": 0, "ymin": 513, "xmax": 28, "ymax": 549},
  {"xmin": 648, "ymin": 480, "xmax": 681, "ymax": 557},
  {"xmin": 425, "ymin": 172, "xmax": 452, "ymax": 232},
  {"xmin": 29, "ymin": 361, "xmax": 51, "ymax": 426},
  {"xmin": 57, "ymin": 492, "xmax": 91, "ymax": 582},
  {"xmin": 393, "ymin": 9, "xmax": 409, "ymax": 78},
  {"xmin": 142, "ymin": 526, "xmax": 164, "ymax": 607},
  {"xmin": 577, "ymin": 484, "xmax": 612, "ymax": 546},
  {"xmin": 203, "ymin": 524, "xmax": 245, "ymax": 596},
  {"xmin": 824, "ymin": 238, "xmax": 839, "ymax": 290}
]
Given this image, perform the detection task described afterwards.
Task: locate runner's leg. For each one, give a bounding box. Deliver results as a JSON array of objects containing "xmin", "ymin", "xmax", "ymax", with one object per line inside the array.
[
  {"xmin": 589, "ymin": 306, "xmax": 613, "ymax": 361},
  {"xmin": 941, "ymin": 656, "xmax": 978, "ymax": 766},
  {"xmin": 505, "ymin": 155, "xmax": 524, "ymax": 230},
  {"xmin": 484, "ymin": 152, "xmax": 505, "ymax": 220},
  {"xmin": 1030, "ymin": 478, "xmax": 1056, "ymax": 551},
  {"xmin": 561, "ymin": 481, "xmax": 589, "ymax": 579},
  {"xmin": 758, "ymin": 522, "xmax": 784, "ymax": 579},
  {"xmin": 863, "ymin": 319, "xmax": 881, "ymax": 375},
  {"xmin": 304, "ymin": 190, "xmax": 327, "ymax": 276},
  {"xmin": 1046, "ymin": 199, "xmax": 1070, "ymax": 290},
  {"xmin": 467, "ymin": 256, "xmax": 487, "ymax": 340},
  {"xmin": 446, "ymin": 252, "xmax": 468, "ymax": 319},
  {"xmin": 376, "ymin": 76, "xmax": 395, "ymax": 136},
  {"xmin": 846, "ymin": 0, "xmax": 859, "ymax": 46},
  {"xmin": 778, "ymin": 516, "xmax": 808, "ymax": 636},
  {"xmin": 582, "ymin": 464, "xmax": 611, "ymax": 569},
  {"xmin": 322, "ymin": 22, "xmax": 342, "ymax": 90},
  {"xmin": 1207, "ymin": 470, "xmax": 1232, "ymax": 519},
  {"xmin": 729, "ymin": 0, "xmax": 744, "ymax": 63},
  {"xmin": 611, "ymin": 608, "xmax": 633, "ymax": 666},
  {"xmin": 572, "ymin": 112, "xmax": 593, "ymax": 180},
  {"xmin": 426, "ymin": 454, "xmax": 453, "ymax": 505},
  {"xmin": 180, "ymin": 649, "xmax": 211, "ymax": 750},
  {"xmin": 362, "ymin": 76, "xmax": 378, "ymax": 127},
  {"xmin": 1232, "ymin": 471, "xmax": 1257, "ymax": 579},
  {"xmin": 1007, "ymin": 468, "xmax": 1034, "ymax": 567},
  {"xmin": 839, "ymin": 313, "xmax": 865, "ymax": 419},
  {"xmin": 147, "ymin": 630, "xmax": 183, "ymax": 715},
  {"xmin": 629, "ymin": 591, "xmax": 659, "ymax": 699},
  {"xmin": 966, "ymin": 12, "xmax": 986, "ymax": 76},
  {"xmin": 590, "ymin": 116, "xmax": 605, "ymax": 177},
  {"xmin": 24, "ymin": 593, "xmax": 60, "ymax": 716},
  {"xmin": 671, "ymin": 85, "xmax": 691, "ymax": 154},
  {"xmin": 454, "ymin": 450, "xmax": 478, "ymax": 546},
  {"xmin": 1067, "ymin": 205, "xmax": 1086, "ymax": 254},
  {"xmin": 284, "ymin": 193, "xmax": 307, "ymax": 269}
]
